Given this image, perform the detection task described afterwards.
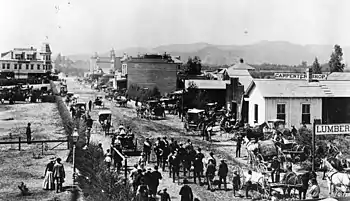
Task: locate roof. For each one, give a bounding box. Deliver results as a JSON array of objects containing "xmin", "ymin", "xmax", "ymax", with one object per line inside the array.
[
  {"xmin": 98, "ymin": 110, "xmax": 112, "ymax": 115},
  {"xmin": 185, "ymin": 80, "xmax": 229, "ymax": 90},
  {"xmin": 246, "ymin": 79, "xmax": 350, "ymax": 98},
  {"xmin": 319, "ymin": 80, "xmax": 350, "ymax": 97},
  {"xmin": 171, "ymin": 56, "xmax": 183, "ymax": 64},
  {"xmin": 246, "ymin": 80, "xmax": 327, "ymax": 98},
  {"xmin": 228, "ymin": 62, "xmax": 255, "ymax": 70},
  {"xmin": 327, "ymin": 72, "xmax": 350, "ymax": 80}
]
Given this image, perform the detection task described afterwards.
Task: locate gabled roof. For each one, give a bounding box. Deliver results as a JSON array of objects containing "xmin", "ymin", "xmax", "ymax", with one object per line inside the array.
[
  {"xmin": 185, "ymin": 80, "xmax": 229, "ymax": 90},
  {"xmin": 246, "ymin": 79, "xmax": 350, "ymax": 98},
  {"xmin": 228, "ymin": 62, "xmax": 255, "ymax": 70},
  {"xmin": 319, "ymin": 80, "xmax": 350, "ymax": 97},
  {"xmin": 327, "ymin": 72, "xmax": 350, "ymax": 80},
  {"xmin": 246, "ymin": 79, "xmax": 327, "ymax": 98}
]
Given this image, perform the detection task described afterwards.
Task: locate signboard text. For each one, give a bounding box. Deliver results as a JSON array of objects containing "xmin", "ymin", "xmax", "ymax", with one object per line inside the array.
[
  {"xmin": 274, "ymin": 73, "xmax": 327, "ymax": 80},
  {"xmin": 315, "ymin": 124, "xmax": 350, "ymax": 135}
]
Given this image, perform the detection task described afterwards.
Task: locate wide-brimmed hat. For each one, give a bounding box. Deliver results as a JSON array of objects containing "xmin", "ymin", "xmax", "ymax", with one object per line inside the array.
[{"xmin": 119, "ymin": 125, "xmax": 124, "ymax": 129}]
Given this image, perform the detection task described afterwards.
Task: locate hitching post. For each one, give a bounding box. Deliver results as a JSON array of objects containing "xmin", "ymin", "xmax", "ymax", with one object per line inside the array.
[
  {"xmin": 312, "ymin": 119, "xmax": 321, "ymax": 172},
  {"xmin": 124, "ymin": 156, "xmax": 127, "ymax": 186}
]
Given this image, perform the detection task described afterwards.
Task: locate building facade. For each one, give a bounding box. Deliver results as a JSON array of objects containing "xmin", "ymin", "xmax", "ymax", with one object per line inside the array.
[
  {"xmin": 90, "ymin": 49, "xmax": 121, "ymax": 75},
  {"xmin": 0, "ymin": 43, "xmax": 52, "ymax": 79},
  {"xmin": 245, "ymin": 70, "xmax": 350, "ymax": 128},
  {"xmin": 123, "ymin": 54, "xmax": 182, "ymax": 94}
]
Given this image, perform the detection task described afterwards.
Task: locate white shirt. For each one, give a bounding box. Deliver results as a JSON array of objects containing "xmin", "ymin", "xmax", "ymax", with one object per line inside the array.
[{"xmin": 245, "ymin": 174, "xmax": 252, "ymax": 183}]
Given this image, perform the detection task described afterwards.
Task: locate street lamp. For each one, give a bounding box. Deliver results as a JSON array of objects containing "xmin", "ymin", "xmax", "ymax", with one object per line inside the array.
[{"xmin": 72, "ymin": 128, "xmax": 79, "ymax": 185}]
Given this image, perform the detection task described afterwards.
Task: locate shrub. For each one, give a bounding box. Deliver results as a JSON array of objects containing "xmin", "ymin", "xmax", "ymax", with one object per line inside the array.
[{"xmin": 51, "ymin": 81, "xmax": 134, "ymax": 200}]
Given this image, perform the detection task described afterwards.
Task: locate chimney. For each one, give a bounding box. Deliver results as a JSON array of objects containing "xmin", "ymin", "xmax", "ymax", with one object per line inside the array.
[
  {"xmin": 306, "ymin": 68, "xmax": 312, "ymax": 82},
  {"xmin": 239, "ymin": 58, "xmax": 244, "ymax": 63}
]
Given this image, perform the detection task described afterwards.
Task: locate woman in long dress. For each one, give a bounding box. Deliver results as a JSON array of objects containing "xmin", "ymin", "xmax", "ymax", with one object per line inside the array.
[{"xmin": 43, "ymin": 158, "xmax": 55, "ymax": 190}]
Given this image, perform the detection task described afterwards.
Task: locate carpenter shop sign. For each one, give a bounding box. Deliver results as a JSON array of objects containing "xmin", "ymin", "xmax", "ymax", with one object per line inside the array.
[
  {"xmin": 274, "ymin": 73, "xmax": 327, "ymax": 80},
  {"xmin": 315, "ymin": 124, "xmax": 350, "ymax": 135}
]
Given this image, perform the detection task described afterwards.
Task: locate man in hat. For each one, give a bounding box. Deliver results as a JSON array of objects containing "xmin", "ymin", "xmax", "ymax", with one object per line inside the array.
[
  {"xmin": 150, "ymin": 165, "xmax": 162, "ymax": 198},
  {"xmin": 179, "ymin": 179, "xmax": 193, "ymax": 201},
  {"xmin": 236, "ymin": 135, "xmax": 242, "ymax": 158},
  {"xmin": 143, "ymin": 138, "xmax": 152, "ymax": 163},
  {"xmin": 157, "ymin": 188, "xmax": 171, "ymax": 201},
  {"xmin": 143, "ymin": 168, "xmax": 153, "ymax": 192},
  {"xmin": 271, "ymin": 156, "xmax": 280, "ymax": 183},
  {"xmin": 218, "ymin": 159, "xmax": 228, "ymax": 190},
  {"xmin": 53, "ymin": 158, "xmax": 65, "ymax": 193},
  {"xmin": 232, "ymin": 170, "xmax": 240, "ymax": 197},
  {"xmin": 206, "ymin": 159, "xmax": 216, "ymax": 191},
  {"xmin": 194, "ymin": 148, "xmax": 204, "ymax": 185}
]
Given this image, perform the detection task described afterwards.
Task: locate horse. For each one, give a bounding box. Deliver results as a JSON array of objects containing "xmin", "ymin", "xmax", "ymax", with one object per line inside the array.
[
  {"xmin": 281, "ymin": 171, "xmax": 316, "ymax": 199},
  {"xmin": 243, "ymin": 122, "xmax": 269, "ymax": 141},
  {"xmin": 320, "ymin": 157, "xmax": 350, "ymax": 195}
]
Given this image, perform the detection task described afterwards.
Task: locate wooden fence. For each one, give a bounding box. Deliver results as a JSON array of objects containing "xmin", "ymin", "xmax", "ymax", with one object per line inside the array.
[{"xmin": 0, "ymin": 137, "xmax": 69, "ymax": 154}]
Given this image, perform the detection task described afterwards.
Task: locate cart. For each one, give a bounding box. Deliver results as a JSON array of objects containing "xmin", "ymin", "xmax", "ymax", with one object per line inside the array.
[
  {"xmin": 184, "ymin": 108, "xmax": 205, "ymax": 135},
  {"xmin": 98, "ymin": 110, "xmax": 113, "ymax": 135}
]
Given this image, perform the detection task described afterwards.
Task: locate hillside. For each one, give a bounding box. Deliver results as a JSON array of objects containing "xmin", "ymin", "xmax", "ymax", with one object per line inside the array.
[{"xmin": 64, "ymin": 41, "xmax": 350, "ymax": 66}]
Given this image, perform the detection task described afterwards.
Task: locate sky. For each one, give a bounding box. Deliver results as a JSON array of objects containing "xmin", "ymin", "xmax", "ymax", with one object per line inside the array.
[{"xmin": 0, "ymin": 0, "xmax": 350, "ymax": 55}]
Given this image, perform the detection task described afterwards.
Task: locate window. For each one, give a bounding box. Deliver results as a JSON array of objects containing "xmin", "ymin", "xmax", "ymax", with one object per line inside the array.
[
  {"xmin": 7, "ymin": 63, "xmax": 10, "ymax": 69},
  {"xmin": 302, "ymin": 104, "xmax": 311, "ymax": 124},
  {"xmin": 37, "ymin": 64, "xmax": 40, "ymax": 70},
  {"xmin": 277, "ymin": 104, "xmax": 286, "ymax": 121},
  {"xmin": 15, "ymin": 54, "xmax": 21, "ymax": 60},
  {"xmin": 254, "ymin": 104, "xmax": 258, "ymax": 123},
  {"xmin": 26, "ymin": 64, "xmax": 29, "ymax": 70},
  {"xmin": 31, "ymin": 64, "xmax": 34, "ymax": 70},
  {"xmin": 14, "ymin": 64, "xmax": 17, "ymax": 69},
  {"xmin": 2, "ymin": 63, "xmax": 5, "ymax": 69},
  {"xmin": 43, "ymin": 65, "xmax": 46, "ymax": 70},
  {"xmin": 18, "ymin": 64, "xmax": 21, "ymax": 69}
]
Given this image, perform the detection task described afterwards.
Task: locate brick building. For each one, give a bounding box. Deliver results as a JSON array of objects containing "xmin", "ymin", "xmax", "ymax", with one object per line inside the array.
[{"xmin": 122, "ymin": 53, "xmax": 182, "ymax": 94}]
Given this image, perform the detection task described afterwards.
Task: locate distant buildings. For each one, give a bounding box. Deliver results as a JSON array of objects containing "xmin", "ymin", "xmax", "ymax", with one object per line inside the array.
[
  {"xmin": 121, "ymin": 53, "xmax": 182, "ymax": 94},
  {"xmin": 0, "ymin": 43, "xmax": 52, "ymax": 79},
  {"xmin": 90, "ymin": 49, "xmax": 121, "ymax": 75}
]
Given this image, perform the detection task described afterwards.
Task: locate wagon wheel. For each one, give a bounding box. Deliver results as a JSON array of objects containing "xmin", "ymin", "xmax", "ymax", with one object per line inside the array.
[
  {"xmin": 258, "ymin": 163, "xmax": 268, "ymax": 173},
  {"xmin": 257, "ymin": 176, "xmax": 270, "ymax": 199},
  {"xmin": 335, "ymin": 187, "xmax": 346, "ymax": 197}
]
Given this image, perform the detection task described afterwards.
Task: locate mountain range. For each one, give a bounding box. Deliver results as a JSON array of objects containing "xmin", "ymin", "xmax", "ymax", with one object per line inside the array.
[{"xmin": 64, "ymin": 41, "xmax": 350, "ymax": 67}]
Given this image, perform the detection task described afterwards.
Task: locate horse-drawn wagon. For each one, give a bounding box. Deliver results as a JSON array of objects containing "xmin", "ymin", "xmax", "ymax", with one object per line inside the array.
[
  {"xmin": 246, "ymin": 139, "xmax": 280, "ymax": 172},
  {"xmin": 98, "ymin": 110, "xmax": 113, "ymax": 135},
  {"xmin": 184, "ymin": 108, "xmax": 205, "ymax": 134},
  {"xmin": 113, "ymin": 125, "xmax": 137, "ymax": 154},
  {"xmin": 114, "ymin": 95, "xmax": 128, "ymax": 107},
  {"xmin": 94, "ymin": 95, "xmax": 105, "ymax": 108}
]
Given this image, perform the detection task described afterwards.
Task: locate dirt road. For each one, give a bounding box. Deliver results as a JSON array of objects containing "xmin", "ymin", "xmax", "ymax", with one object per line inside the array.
[{"xmin": 66, "ymin": 77, "xmax": 330, "ymax": 200}]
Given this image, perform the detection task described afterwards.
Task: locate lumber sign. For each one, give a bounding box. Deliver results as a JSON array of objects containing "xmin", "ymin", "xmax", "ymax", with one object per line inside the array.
[{"xmin": 315, "ymin": 124, "xmax": 350, "ymax": 135}]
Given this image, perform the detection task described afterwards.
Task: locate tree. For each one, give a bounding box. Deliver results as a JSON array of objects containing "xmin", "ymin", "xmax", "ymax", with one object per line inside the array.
[
  {"xmin": 329, "ymin": 44, "xmax": 345, "ymax": 73},
  {"xmin": 312, "ymin": 57, "xmax": 322, "ymax": 74},
  {"xmin": 301, "ymin": 61, "xmax": 308, "ymax": 68},
  {"xmin": 183, "ymin": 82, "xmax": 208, "ymax": 109},
  {"xmin": 185, "ymin": 56, "xmax": 202, "ymax": 75}
]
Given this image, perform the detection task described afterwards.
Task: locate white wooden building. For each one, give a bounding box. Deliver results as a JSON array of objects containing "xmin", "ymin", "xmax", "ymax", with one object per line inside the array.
[{"xmin": 245, "ymin": 77, "xmax": 350, "ymax": 128}]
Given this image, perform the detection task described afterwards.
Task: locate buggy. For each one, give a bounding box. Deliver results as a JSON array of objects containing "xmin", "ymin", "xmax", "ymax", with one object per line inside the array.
[
  {"xmin": 98, "ymin": 110, "xmax": 113, "ymax": 135},
  {"xmin": 60, "ymin": 85, "xmax": 68, "ymax": 96},
  {"xmin": 94, "ymin": 95, "xmax": 105, "ymax": 108},
  {"xmin": 114, "ymin": 96, "xmax": 128, "ymax": 107},
  {"xmin": 184, "ymin": 108, "xmax": 205, "ymax": 134}
]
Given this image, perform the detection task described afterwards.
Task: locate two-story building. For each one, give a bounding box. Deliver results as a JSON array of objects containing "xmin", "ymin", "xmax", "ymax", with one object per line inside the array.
[
  {"xmin": 121, "ymin": 53, "xmax": 182, "ymax": 94},
  {"xmin": 0, "ymin": 43, "xmax": 52, "ymax": 80}
]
